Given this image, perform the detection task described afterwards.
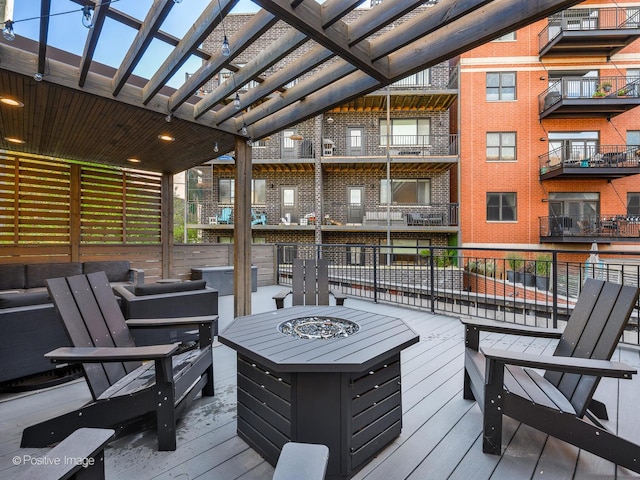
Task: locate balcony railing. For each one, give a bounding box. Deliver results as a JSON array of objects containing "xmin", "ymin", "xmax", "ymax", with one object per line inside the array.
[
  {"xmin": 539, "ymin": 7, "xmax": 640, "ymax": 54},
  {"xmin": 540, "ymin": 76, "xmax": 640, "ymax": 110},
  {"xmin": 274, "ymin": 243, "xmax": 640, "ymax": 346},
  {"xmin": 251, "ymin": 134, "xmax": 459, "ymax": 161},
  {"xmin": 540, "ymin": 214, "xmax": 640, "ymax": 241},
  {"xmin": 184, "ymin": 202, "xmax": 459, "ymax": 228},
  {"xmin": 539, "ymin": 144, "xmax": 640, "ymax": 179}
]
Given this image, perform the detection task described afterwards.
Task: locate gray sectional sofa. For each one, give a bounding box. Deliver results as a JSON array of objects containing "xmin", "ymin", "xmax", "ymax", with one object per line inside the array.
[{"xmin": 0, "ymin": 261, "xmax": 142, "ymax": 385}]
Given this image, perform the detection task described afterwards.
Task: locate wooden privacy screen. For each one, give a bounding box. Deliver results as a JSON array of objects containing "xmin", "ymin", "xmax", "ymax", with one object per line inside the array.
[{"xmin": 0, "ymin": 152, "xmax": 162, "ymax": 245}]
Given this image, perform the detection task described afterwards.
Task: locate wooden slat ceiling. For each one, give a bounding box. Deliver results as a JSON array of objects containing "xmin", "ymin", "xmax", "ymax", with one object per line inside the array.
[{"xmin": 0, "ymin": 0, "xmax": 583, "ymax": 174}]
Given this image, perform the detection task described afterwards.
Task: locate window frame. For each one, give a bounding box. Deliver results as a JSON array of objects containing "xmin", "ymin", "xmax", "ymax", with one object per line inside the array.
[
  {"xmin": 486, "ymin": 192, "xmax": 517, "ymax": 221},
  {"xmin": 380, "ymin": 178, "xmax": 432, "ymax": 205},
  {"xmin": 486, "ymin": 132, "xmax": 517, "ymax": 162},
  {"xmin": 486, "ymin": 72, "xmax": 516, "ymax": 101}
]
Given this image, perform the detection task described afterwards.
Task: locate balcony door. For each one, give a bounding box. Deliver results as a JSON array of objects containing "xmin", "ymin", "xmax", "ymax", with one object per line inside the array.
[
  {"xmin": 280, "ymin": 186, "xmax": 298, "ymax": 223},
  {"xmin": 346, "ymin": 127, "xmax": 365, "ymax": 156},
  {"xmin": 346, "ymin": 186, "xmax": 364, "ymax": 224}
]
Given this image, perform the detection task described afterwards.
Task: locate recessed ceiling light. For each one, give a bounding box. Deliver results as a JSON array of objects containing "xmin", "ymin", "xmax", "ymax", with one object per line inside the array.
[
  {"xmin": 158, "ymin": 134, "xmax": 175, "ymax": 142},
  {"xmin": 127, "ymin": 158, "xmax": 141, "ymax": 163},
  {"xmin": 5, "ymin": 137, "xmax": 25, "ymax": 144},
  {"xmin": 0, "ymin": 97, "xmax": 24, "ymax": 107}
]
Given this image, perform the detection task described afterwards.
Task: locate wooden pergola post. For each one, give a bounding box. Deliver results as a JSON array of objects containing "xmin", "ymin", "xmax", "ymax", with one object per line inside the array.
[{"xmin": 234, "ymin": 138, "xmax": 252, "ymax": 317}]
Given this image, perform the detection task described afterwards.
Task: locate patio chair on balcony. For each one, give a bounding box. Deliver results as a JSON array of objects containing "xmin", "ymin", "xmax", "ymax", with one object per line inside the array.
[
  {"xmin": 21, "ymin": 271, "xmax": 217, "ymax": 451},
  {"xmin": 461, "ymin": 279, "xmax": 640, "ymax": 473},
  {"xmin": 217, "ymin": 207, "xmax": 233, "ymax": 224},
  {"xmin": 251, "ymin": 209, "xmax": 267, "ymax": 225},
  {"xmin": 273, "ymin": 258, "xmax": 347, "ymax": 309}
]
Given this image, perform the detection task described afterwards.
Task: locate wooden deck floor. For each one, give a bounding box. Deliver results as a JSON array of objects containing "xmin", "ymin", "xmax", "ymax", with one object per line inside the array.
[{"xmin": 2, "ymin": 285, "xmax": 640, "ymax": 480}]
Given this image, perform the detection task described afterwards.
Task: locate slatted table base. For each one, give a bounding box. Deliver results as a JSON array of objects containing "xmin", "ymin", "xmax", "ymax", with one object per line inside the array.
[{"xmin": 236, "ymin": 353, "xmax": 402, "ymax": 480}]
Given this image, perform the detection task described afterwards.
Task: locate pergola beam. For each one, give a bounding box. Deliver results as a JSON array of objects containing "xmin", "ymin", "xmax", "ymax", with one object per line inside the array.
[
  {"xmin": 248, "ymin": 0, "xmax": 586, "ymax": 139},
  {"xmin": 321, "ymin": 0, "xmax": 362, "ymax": 28},
  {"xmin": 348, "ymin": 0, "xmax": 434, "ymax": 47},
  {"xmin": 253, "ymin": 0, "xmax": 387, "ymax": 82},
  {"xmin": 112, "ymin": 0, "xmax": 175, "ymax": 96},
  {"xmin": 70, "ymin": 0, "xmax": 212, "ymax": 61},
  {"xmin": 141, "ymin": 0, "xmax": 238, "ymax": 105},
  {"xmin": 195, "ymin": 29, "xmax": 308, "ymax": 120},
  {"xmin": 36, "ymin": 0, "xmax": 51, "ymax": 77},
  {"xmin": 79, "ymin": 0, "xmax": 110, "ymax": 87},
  {"xmin": 213, "ymin": 44, "xmax": 334, "ymax": 126},
  {"xmin": 384, "ymin": 0, "xmax": 585, "ymax": 79},
  {"xmin": 169, "ymin": 10, "xmax": 278, "ymax": 112}
]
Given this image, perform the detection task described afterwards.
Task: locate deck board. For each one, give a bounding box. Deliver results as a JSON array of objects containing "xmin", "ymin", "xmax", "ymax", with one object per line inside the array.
[{"xmin": 1, "ymin": 285, "xmax": 639, "ymax": 479}]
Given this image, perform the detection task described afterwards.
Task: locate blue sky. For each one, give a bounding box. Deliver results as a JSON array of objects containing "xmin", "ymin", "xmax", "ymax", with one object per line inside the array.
[{"xmin": 11, "ymin": 0, "xmax": 261, "ymax": 88}]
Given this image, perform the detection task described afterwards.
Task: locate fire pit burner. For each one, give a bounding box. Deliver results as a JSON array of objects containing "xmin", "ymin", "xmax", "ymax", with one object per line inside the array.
[{"xmin": 278, "ymin": 316, "xmax": 360, "ymax": 339}]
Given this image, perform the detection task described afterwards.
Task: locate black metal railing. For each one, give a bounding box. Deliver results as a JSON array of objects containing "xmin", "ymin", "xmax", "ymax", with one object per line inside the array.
[
  {"xmin": 540, "ymin": 214, "xmax": 640, "ymax": 239},
  {"xmin": 186, "ymin": 202, "xmax": 459, "ymax": 227},
  {"xmin": 539, "ymin": 144, "xmax": 640, "ymax": 174},
  {"xmin": 275, "ymin": 243, "xmax": 640, "ymax": 346},
  {"xmin": 251, "ymin": 134, "xmax": 459, "ymax": 161},
  {"xmin": 539, "ymin": 76, "xmax": 640, "ymax": 113},
  {"xmin": 539, "ymin": 7, "xmax": 640, "ymax": 51}
]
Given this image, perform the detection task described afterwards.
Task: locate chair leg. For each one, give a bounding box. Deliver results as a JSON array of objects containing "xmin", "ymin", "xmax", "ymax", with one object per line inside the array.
[
  {"xmin": 463, "ymin": 369, "xmax": 475, "ymax": 400},
  {"xmin": 202, "ymin": 363, "xmax": 215, "ymax": 397},
  {"xmin": 482, "ymin": 358, "xmax": 505, "ymax": 454},
  {"xmin": 155, "ymin": 358, "xmax": 177, "ymax": 451}
]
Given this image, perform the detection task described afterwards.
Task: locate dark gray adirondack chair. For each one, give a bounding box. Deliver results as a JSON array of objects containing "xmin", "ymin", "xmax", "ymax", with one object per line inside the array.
[
  {"xmin": 21, "ymin": 271, "xmax": 217, "ymax": 451},
  {"xmin": 462, "ymin": 278, "xmax": 640, "ymax": 473},
  {"xmin": 273, "ymin": 258, "xmax": 347, "ymax": 309}
]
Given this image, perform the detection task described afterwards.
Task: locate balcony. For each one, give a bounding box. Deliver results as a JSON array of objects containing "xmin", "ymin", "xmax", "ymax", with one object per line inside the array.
[
  {"xmin": 339, "ymin": 66, "xmax": 459, "ymax": 112},
  {"xmin": 539, "ymin": 144, "xmax": 640, "ymax": 180},
  {"xmin": 539, "ymin": 76, "xmax": 640, "ymax": 119},
  {"xmin": 540, "ymin": 214, "xmax": 640, "ymax": 243},
  {"xmin": 186, "ymin": 202, "xmax": 459, "ymax": 231},
  {"xmin": 247, "ymin": 134, "xmax": 459, "ymax": 173},
  {"xmin": 539, "ymin": 7, "xmax": 640, "ymax": 58}
]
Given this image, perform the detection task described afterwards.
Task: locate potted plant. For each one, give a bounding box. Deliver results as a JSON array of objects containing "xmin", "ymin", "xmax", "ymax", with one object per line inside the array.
[
  {"xmin": 601, "ymin": 81, "xmax": 612, "ymax": 92},
  {"xmin": 523, "ymin": 261, "xmax": 536, "ymax": 287},
  {"xmin": 506, "ymin": 252, "xmax": 524, "ymax": 283},
  {"xmin": 617, "ymin": 88, "xmax": 629, "ymax": 97},
  {"xmin": 535, "ymin": 253, "xmax": 552, "ymax": 290},
  {"xmin": 592, "ymin": 87, "xmax": 606, "ymax": 98}
]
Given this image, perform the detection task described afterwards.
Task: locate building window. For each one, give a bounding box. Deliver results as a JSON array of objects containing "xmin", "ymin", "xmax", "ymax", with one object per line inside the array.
[
  {"xmin": 486, "ymin": 132, "xmax": 516, "ymax": 161},
  {"xmin": 548, "ymin": 131, "xmax": 598, "ymax": 164},
  {"xmin": 487, "ymin": 193, "xmax": 516, "ymax": 221},
  {"xmin": 218, "ymin": 179, "xmax": 266, "ymax": 204},
  {"xmin": 493, "ymin": 32, "xmax": 516, "ymax": 41},
  {"xmin": 380, "ymin": 238, "xmax": 431, "ymax": 264},
  {"xmin": 380, "ymin": 179, "xmax": 431, "ymax": 205},
  {"xmin": 486, "ymin": 72, "xmax": 516, "ymax": 101},
  {"xmin": 380, "ymin": 118, "xmax": 430, "ymax": 146},
  {"xmin": 629, "ymin": 193, "xmax": 640, "ymax": 216},
  {"xmin": 218, "ymin": 179, "xmax": 234, "ymax": 204}
]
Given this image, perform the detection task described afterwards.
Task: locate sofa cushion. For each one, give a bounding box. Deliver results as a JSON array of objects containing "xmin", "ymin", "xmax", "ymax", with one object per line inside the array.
[
  {"xmin": 83, "ymin": 260, "xmax": 131, "ymax": 282},
  {"xmin": 0, "ymin": 264, "xmax": 27, "ymax": 291},
  {"xmin": 26, "ymin": 262, "xmax": 83, "ymax": 289},
  {"xmin": 0, "ymin": 291, "xmax": 51, "ymax": 308},
  {"xmin": 133, "ymin": 280, "xmax": 206, "ymax": 296}
]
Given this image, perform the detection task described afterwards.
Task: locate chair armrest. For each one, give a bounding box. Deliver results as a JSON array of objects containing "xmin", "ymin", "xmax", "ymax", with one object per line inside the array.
[
  {"xmin": 126, "ymin": 315, "xmax": 218, "ymax": 328},
  {"xmin": 461, "ymin": 317, "xmax": 562, "ymax": 338},
  {"xmin": 481, "ymin": 347, "xmax": 637, "ymax": 379},
  {"xmin": 129, "ymin": 268, "xmax": 145, "ymax": 285},
  {"xmin": 45, "ymin": 344, "xmax": 180, "ymax": 363},
  {"xmin": 273, "ymin": 288, "xmax": 291, "ymax": 309}
]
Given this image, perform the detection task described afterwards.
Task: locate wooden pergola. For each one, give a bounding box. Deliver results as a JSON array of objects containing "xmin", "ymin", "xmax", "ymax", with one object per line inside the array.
[{"xmin": 0, "ymin": 0, "xmax": 583, "ymax": 315}]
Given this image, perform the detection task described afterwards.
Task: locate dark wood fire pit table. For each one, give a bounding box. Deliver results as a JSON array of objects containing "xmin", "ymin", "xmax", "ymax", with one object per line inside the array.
[{"xmin": 218, "ymin": 305, "xmax": 420, "ymax": 480}]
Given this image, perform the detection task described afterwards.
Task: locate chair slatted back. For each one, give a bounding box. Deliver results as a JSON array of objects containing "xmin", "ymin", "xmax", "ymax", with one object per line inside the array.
[
  {"xmin": 545, "ymin": 278, "xmax": 639, "ymax": 417},
  {"xmin": 47, "ymin": 271, "xmax": 140, "ymax": 399},
  {"xmin": 291, "ymin": 259, "xmax": 331, "ymax": 306}
]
